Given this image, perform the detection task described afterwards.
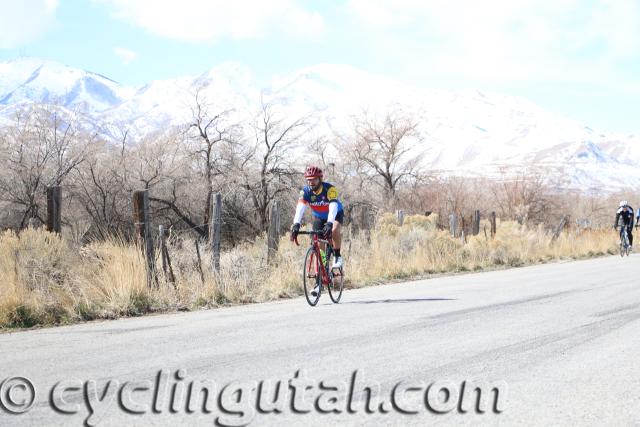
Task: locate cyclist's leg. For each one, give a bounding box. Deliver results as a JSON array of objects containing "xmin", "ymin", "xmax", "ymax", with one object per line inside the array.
[
  {"xmin": 332, "ymin": 210, "xmax": 344, "ymax": 251},
  {"xmin": 313, "ymin": 216, "xmax": 326, "ymax": 251},
  {"xmin": 310, "ymin": 216, "xmax": 326, "ymax": 296},
  {"xmin": 628, "ymin": 225, "xmax": 634, "ymax": 246}
]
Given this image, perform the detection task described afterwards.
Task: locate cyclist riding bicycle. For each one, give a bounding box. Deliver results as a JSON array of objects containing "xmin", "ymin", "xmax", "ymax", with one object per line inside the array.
[
  {"xmin": 290, "ymin": 165, "xmax": 345, "ymax": 297},
  {"xmin": 615, "ymin": 200, "xmax": 634, "ymax": 250}
]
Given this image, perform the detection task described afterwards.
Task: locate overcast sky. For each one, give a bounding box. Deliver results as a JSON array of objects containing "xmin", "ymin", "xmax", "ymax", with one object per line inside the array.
[{"xmin": 1, "ymin": 0, "xmax": 638, "ymax": 133}]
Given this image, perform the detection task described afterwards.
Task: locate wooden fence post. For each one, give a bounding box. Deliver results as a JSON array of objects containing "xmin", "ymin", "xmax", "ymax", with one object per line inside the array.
[
  {"xmin": 472, "ymin": 210, "xmax": 480, "ymax": 236},
  {"xmin": 552, "ymin": 216, "xmax": 569, "ymax": 241},
  {"xmin": 133, "ymin": 189, "xmax": 156, "ymax": 288},
  {"xmin": 396, "ymin": 210, "xmax": 404, "ymax": 226},
  {"xmin": 490, "ymin": 211, "xmax": 497, "ymax": 239},
  {"xmin": 344, "ymin": 205, "xmax": 353, "ymax": 229},
  {"xmin": 209, "ymin": 193, "xmax": 222, "ymax": 273},
  {"xmin": 267, "ymin": 201, "xmax": 280, "ymax": 264},
  {"xmin": 46, "ymin": 186, "xmax": 61, "ymax": 233},
  {"xmin": 159, "ymin": 225, "xmax": 167, "ymax": 275},
  {"xmin": 133, "ymin": 190, "xmax": 145, "ymax": 244},
  {"xmin": 159, "ymin": 225, "xmax": 176, "ymax": 286},
  {"xmin": 347, "ymin": 224, "xmax": 353, "ymax": 259},
  {"xmin": 449, "ymin": 213, "xmax": 458, "ymax": 237},
  {"xmin": 357, "ymin": 204, "xmax": 372, "ymax": 242},
  {"xmin": 195, "ymin": 239, "xmax": 205, "ymax": 285},
  {"xmin": 359, "ymin": 204, "xmax": 367, "ymax": 231}
]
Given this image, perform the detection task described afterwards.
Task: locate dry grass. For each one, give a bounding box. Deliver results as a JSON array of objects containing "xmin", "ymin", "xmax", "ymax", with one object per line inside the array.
[{"xmin": 0, "ymin": 215, "xmax": 618, "ymax": 329}]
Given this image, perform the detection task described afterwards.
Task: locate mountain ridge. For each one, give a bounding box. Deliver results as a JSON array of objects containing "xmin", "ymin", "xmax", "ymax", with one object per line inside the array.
[{"xmin": 0, "ymin": 57, "xmax": 638, "ymax": 191}]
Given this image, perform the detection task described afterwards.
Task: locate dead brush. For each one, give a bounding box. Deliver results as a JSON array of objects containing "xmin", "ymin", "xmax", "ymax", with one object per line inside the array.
[{"xmin": 0, "ymin": 215, "xmax": 618, "ymax": 329}]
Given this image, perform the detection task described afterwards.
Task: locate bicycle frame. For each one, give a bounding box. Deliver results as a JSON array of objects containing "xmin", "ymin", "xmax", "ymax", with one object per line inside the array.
[
  {"xmin": 620, "ymin": 226, "xmax": 630, "ymax": 246},
  {"xmin": 295, "ymin": 231, "xmax": 333, "ymax": 286},
  {"xmin": 618, "ymin": 225, "xmax": 632, "ymax": 257},
  {"xmin": 619, "ymin": 225, "xmax": 628, "ymax": 240}
]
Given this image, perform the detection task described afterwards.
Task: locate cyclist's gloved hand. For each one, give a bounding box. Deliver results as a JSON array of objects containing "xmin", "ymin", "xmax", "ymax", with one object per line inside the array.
[
  {"xmin": 290, "ymin": 223, "xmax": 300, "ymax": 241},
  {"xmin": 322, "ymin": 221, "xmax": 333, "ymax": 238}
]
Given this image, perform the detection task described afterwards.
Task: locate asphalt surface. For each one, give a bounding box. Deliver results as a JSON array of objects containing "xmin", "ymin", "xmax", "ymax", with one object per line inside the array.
[{"xmin": 1, "ymin": 254, "xmax": 640, "ymax": 426}]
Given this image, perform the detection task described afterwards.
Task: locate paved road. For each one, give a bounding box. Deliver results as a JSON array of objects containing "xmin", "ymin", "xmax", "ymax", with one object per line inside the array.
[{"xmin": 1, "ymin": 255, "xmax": 640, "ymax": 426}]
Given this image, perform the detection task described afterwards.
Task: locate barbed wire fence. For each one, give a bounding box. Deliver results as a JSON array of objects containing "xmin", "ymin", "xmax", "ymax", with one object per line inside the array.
[{"xmin": 9, "ymin": 184, "xmax": 616, "ymax": 293}]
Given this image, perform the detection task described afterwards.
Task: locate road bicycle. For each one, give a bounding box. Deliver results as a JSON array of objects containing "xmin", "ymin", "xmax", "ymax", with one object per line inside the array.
[
  {"xmin": 619, "ymin": 226, "xmax": 631, "ymax": 257},
  {"xmin": 294, "ymin": 230, "xmax": 344, "ymax": 306}
]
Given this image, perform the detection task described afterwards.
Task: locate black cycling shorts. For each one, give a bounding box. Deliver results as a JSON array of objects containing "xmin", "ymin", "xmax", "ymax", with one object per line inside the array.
[{"xmin": 312, "ymin": 210, "xmax": 344, "ymax": 231}]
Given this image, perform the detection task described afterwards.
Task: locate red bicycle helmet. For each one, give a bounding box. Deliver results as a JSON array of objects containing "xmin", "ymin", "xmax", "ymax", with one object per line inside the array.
[{"xmin": 304, "ymin": 165, "xmax": 323, "ymax": 178}]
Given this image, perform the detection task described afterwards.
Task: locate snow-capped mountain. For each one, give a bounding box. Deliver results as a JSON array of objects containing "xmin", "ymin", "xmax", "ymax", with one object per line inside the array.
[
  {"xmin": 0, "ymin": 57, "xmax": 638, "ymax": 191},
  {"xmin": 0, "ymin": 58, "xmax": 134, "ymax": 112}
]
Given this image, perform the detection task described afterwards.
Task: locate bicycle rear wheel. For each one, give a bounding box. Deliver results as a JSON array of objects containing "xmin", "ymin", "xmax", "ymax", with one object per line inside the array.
[
  {"xmin": 303, "ymin": 246, "xmax": 321, "ymax": 306},
  {"xmin": 623, "ymin": 230, "xmax": 630, "ymax": 257}
]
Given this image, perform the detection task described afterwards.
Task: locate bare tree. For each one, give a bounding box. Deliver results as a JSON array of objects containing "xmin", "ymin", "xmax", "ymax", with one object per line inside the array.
[
  {"xmin": 0, "ymin": 105, "xmax": 90, "ymax": 229},
  {"xmin": 184, "ymin": 91, "xmax": 240, "ymax": 237},
  {"xmin": 230, "ymin": 97, "xmax": 311, "ymax": 232},
  {"xmin": 490, "ymin": 166, "xmax": 557, "ymax": 224},
  {"xmin": 140, "ymin": 91, "xmax": 239, "ymax": 238},
  {"xmin": 348, "ymin": 107, "xmax": 424, "ymax": 208},
  {"xmin": 71, "ymin": 141, "xmax": 129, "ymax": 239}
]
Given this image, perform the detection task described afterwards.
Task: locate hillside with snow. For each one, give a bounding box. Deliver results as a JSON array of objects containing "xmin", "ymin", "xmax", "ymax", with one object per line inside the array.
[{"xmin": 1, "ymin": 57, "xmax": 639, "ymax": 191}]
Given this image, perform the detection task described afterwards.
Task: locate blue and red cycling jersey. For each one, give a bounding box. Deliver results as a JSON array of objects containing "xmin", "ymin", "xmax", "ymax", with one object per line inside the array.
[{"xmin": 299, "ymin": 182, "xmax": 344, "ymax": 220}]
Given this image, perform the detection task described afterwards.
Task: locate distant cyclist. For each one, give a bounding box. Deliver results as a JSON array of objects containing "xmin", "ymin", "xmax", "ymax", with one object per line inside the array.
[
  {"xmin": 290, "ymin": 165, "xmax": 344, "ymax": 296},
  {"xmin": 615, "ymin": 200, "xmax": 634, "ymax": 250}
]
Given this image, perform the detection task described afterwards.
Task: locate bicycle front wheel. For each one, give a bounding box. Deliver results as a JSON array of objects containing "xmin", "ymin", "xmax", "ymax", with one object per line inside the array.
[
  {"xmin": 327, "ymin": 254, "xmax": 344, "ymax": 304},
  {"xmin": 303, "ymin": 246, "xmax": 321, "ymax": 306},
  {"xmin": 328, "ymin": 266, "xmax": 344, "ymax": 303},
  {"xmin": 621, "ymin": 231, "xmax": 629, "ymax": 257}
]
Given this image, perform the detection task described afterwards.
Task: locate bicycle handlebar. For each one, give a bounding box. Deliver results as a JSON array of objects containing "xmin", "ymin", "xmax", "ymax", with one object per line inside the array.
[{"xmin": 292, "ymin": 230, "xmax": 332, "ymax": 247}]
